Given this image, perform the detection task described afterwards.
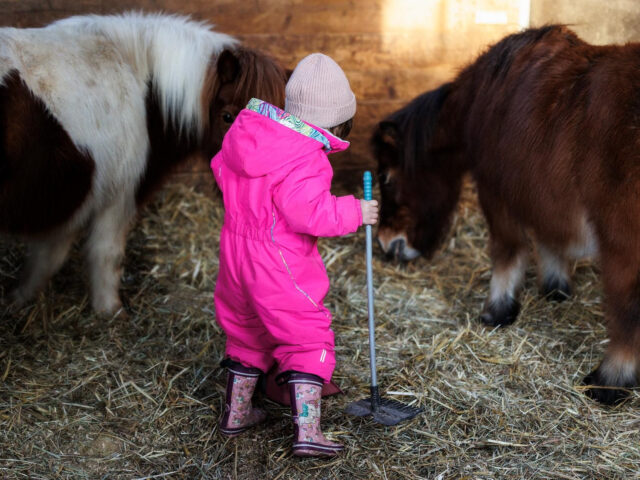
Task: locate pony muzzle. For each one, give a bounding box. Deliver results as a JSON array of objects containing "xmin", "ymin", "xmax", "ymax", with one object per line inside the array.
[{"xmin": 377, "ymin": 233, "xmax": 421, "ymax": 262}]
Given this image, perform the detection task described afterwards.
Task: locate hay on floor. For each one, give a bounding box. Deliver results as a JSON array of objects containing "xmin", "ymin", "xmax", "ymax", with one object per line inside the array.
[{"xmin": 0, "ymin": 177, "xmax": 637, "ymax": 479}]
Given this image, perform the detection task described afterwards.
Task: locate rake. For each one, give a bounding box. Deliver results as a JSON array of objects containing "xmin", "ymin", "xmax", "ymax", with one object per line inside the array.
[{"xmin": 345, "ymin": 171, "xmax": 424, "ymax": 426}]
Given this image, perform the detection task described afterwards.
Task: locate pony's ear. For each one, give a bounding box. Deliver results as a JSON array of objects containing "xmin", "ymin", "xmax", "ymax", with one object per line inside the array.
[
  {"xmin": 216, "ymin": 48, "xmax": 241, "ymax": 84},
  {"xmin": 378, "ymin": 121, "xmax": 400, "ymax": 147}
]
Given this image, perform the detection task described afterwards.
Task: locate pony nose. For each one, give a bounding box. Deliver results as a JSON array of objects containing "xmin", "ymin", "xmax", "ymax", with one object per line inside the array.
[
  {"xmin": 387, "ymin": 238, "xmax": 406, "ymax": 260},
  {"xmin": 377, "ymin": 235, "xmax": 406, "ymax": 259},
  {"xmin": 389, "ymin": 238, "xmax": 407, "ymax": 257},
  {"xmin": 377, "ymin": 236, "xmax": 400, "ymax": 254}
]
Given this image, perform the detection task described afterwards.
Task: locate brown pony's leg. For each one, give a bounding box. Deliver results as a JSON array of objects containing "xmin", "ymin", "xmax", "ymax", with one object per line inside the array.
[
  {"xmin": 536, "ymin": 244, "xmax": 571, "ymax": 302},
  {"xmin": 478, "ymin": 196, "xmax": 528, "ymax": 327},
  {"xmin": 583, "ymin": 248, "xmax": 640, "ymax": 404}
]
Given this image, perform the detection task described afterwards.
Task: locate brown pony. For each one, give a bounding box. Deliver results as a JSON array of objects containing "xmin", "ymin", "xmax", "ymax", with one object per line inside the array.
[
  {"xmin": 372, "ymin": 25, "xmax": 640, "ymax": 404},
  {"xmin": 0, "ymin": 13, "xmax": 286, "ymax": 315}
]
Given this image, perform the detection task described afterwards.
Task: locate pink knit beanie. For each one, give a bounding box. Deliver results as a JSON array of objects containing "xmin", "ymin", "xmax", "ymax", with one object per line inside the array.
[{"xmin": 285, "ymin": 53, "xmax": 356, "ymax": 129}]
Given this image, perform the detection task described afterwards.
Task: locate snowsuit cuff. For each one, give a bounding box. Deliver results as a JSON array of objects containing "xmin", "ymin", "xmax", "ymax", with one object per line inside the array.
[
  {"xmin": 335, "ymin": 195, "xmax": 362, "ymax": 234},
  {"xmin": 355, "ymin": 196, "xmax": 363, "ymax": 226}
]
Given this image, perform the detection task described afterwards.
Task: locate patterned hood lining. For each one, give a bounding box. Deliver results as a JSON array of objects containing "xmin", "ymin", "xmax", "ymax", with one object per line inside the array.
[{"xmin": 246, "ymin": 98, "xmax": 332, "ymax": 152}]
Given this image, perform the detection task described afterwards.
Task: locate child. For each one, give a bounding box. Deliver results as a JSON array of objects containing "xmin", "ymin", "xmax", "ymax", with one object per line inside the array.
[{"xmin": 211, "ymin": 53, "xmax": 378, "ymax": 457}]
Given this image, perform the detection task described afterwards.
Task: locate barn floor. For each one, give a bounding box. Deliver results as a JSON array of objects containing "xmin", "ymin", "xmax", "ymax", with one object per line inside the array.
[{"xmin": 1, "ymin": 171, "xmax": 640, "ymax": 479}]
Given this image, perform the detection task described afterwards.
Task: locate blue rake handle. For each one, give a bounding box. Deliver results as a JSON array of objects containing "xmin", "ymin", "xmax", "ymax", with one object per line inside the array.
[{"xmin": 363, "ymin": 171, "xmax": 380, "ymax": 408}]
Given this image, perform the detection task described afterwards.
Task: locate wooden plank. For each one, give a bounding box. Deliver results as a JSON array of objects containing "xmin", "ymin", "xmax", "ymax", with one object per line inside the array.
[
  {"xmin": 195, "ymin": 0, "xmax": 522, "ymax": 36},
  {"xmin": 101, "ymin": 0, "xmax": 179, "ymax": 14},
  {"xmin": 239, "ymin": 32, "xmax": 449, "ymax": 70},
  {"xmin": 531, "ymin": 0, "xmax": 640, "ymax": 44},
  {"xmin": 353, "ymin": 99, "xmax": 418, "ymax": 127},
  {"xmin": 47, "ymin": 0, "xmax": 102, "ymax": 9},
  {"xmin": 0, "ymin": 11, "xmax": 84, "ymax": 27},
  {"xmin": 237, "ymin": 25, "xmax": 520, "ymax": 71},
  {"xmin": 0, "ymin": 1, "xmax": 51, "ymax": 13},
  {"xmin": 347, "ymin": 65, "xmax": 456, "ymax": 101},
  {"xmin": 197, "ymin": 5, "xmax": 386, "ymax": 35},
  {"xmin": 156, "ymin": 0, "xmax": 388, "ymax": 11}
]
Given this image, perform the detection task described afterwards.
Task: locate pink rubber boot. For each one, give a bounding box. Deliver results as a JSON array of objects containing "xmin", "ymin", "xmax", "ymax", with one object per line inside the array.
[
  {"xmin": 288, "ymin": 372, "xmax": 345, "ymax": 457},
  {"xmin": 219, "ymin": 360, "xmax": 267, "ymax": 436}
]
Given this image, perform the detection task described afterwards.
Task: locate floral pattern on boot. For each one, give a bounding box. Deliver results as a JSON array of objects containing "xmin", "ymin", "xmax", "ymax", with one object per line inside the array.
[
  {"xmin": 289, "ymin": 374, "xmax": 344, "ymax": 457},
  {"xmin": 219, "ymin": 366, "xmax": 266, "ymax": 437}
]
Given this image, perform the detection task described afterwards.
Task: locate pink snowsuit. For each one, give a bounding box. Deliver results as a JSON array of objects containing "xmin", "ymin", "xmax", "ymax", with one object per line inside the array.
[{"xmin": 211, "ymin": 99, "xmax": 362, "ymax": 382}]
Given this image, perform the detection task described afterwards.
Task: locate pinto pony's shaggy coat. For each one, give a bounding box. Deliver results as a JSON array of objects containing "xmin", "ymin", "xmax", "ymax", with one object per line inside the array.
[
  {"xmin": 0, "ymin": 13, "xmax": 286, "ymax": 315},
  {"xmin": 373, "ymin": 25, "xmax": 640, "ymax": 404}
]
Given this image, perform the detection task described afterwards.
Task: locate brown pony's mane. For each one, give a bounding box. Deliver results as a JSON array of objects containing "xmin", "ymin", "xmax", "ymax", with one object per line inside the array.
[
  {"xmin": 475, "ymin": 24, "xmax": 578, "ymax": 80},
  {"xmin": 387, "ymin": 25, "xmax": 577, "ymax": 177},
  {"xmin": 379, "ymin": 82, "xmax": 453, "ymax": 177},
  {"xmin": 226, "ymin": 46, "xmax": 287, "ymax": 108},
  {"xmin": 372, "ymin": 82, "xmax": 460, "ymax": 260}
]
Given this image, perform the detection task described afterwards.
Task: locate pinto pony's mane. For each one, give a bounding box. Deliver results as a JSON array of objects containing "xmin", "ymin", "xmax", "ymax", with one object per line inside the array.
[
  {"xmin": 219, "ymin": 47, "xmax": 286, "ymax": 109},
  {"xmin": 48, "ymin": 12, "xmax": 237, "ymax": 137}
]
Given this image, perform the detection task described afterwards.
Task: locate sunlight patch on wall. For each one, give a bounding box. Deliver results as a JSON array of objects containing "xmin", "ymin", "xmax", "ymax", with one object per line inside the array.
[
  {"xmin": 377, "ymin": 1, "xmax": 530, "ymax": 102},
  {"xmin": 380, "ymin": 0, "xmax": 528, "ymax": 60},
  {"xmin": 381, "ymin": 0, "xmax": 442, "ymax": 33},
  {"xmin": 475, "ymin": 9, "xmax": 508, "ymax": 24}
]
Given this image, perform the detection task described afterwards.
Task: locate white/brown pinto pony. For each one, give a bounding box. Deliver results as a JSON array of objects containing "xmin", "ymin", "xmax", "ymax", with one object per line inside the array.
[{"xmin": 0, "ymin": 13, "xmax": 286, "ymax": 315}]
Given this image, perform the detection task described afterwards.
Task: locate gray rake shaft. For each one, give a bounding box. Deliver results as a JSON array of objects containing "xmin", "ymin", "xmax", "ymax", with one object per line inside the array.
[
  {"xmin": 365, "ymin": 222, "xmax": 378, "ymax": 391},
  {"xmin": 345, "ymin": 172, "xmax": 422, "ymax": 426}
]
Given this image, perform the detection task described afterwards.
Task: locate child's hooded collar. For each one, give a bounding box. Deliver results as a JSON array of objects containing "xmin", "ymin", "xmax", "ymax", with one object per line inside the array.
[
  {"xmin": 246, "ymin": 98, "xmax": 344, "ymax": 153},
  {"xmin": 219, "ymin": 98, "xmax": 350, "ymax": 178}
]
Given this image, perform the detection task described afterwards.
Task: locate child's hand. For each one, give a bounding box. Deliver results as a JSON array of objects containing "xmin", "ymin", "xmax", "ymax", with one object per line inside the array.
[{"xmin": 360, "ymin": 199, "xmax": 379, "ymax": 225}]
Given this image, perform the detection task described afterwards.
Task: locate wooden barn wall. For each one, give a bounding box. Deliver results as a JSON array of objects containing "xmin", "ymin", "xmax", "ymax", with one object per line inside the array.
[
  {"xmin": 531, "ymin": 0, "xmax": 640, "ymax": 45},
  {"xmin": 1, "ymin": 0, "xmax": 639, "ymax": 184}
]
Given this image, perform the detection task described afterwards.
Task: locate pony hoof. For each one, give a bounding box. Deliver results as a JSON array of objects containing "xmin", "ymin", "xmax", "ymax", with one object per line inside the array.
[
  {"xmin": 542, "ymin": 277, "xmax": 571, "ymax": 302},
  {"xmin": 583, "ymin": 368, "xmax": 633, "ymax": 405},
  {"xmin": 479, "ymin": 298, "xmax": 520, "ymax": 327},
  {"xmin": 93, "ymin": 299, "xmax": 125, "ymax": 319}
]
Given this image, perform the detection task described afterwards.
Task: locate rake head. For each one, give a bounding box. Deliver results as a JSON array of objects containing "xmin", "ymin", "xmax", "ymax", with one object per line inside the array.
[{"xmin": 346, "ymin": 393, "xmax": 423, "ymax": 426}]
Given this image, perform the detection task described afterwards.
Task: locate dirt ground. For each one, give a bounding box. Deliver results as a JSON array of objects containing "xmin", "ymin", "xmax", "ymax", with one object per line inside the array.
[{"xmin": 1, "ymin": 169, "xmax": 640, "ymax": 479}]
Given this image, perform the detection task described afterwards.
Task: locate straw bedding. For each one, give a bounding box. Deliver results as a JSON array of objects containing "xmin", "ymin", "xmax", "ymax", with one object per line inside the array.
[{"xmin": 1, "ymin": 170, "xmax": 639, "ymax": 479}]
